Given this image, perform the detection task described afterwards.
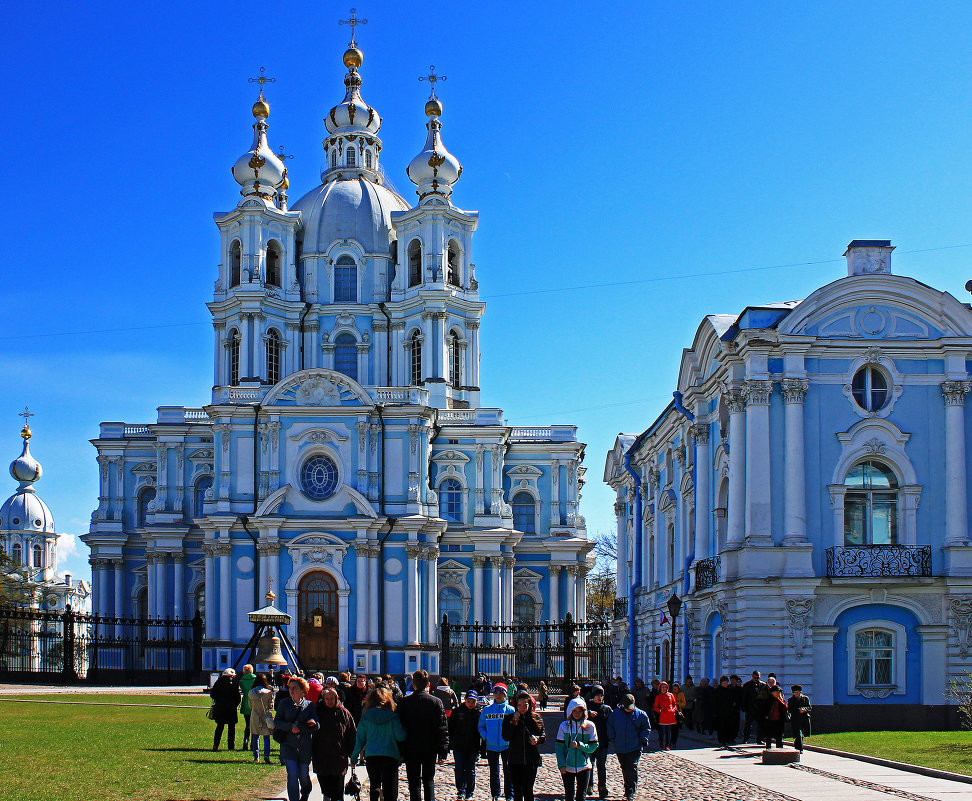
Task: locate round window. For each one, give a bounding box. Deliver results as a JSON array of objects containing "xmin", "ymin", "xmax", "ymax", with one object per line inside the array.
[
  {"xmin": 299, "ymin": 454, "xmax": 340, "ymax": 500},
  {"xmin": 852, "ymin": 365, "xmax": 888, "ymax": 412}
]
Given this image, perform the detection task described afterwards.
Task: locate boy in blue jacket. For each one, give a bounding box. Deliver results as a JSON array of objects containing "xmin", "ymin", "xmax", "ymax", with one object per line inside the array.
[
  {"xmin": 607, "ymin": 694, "xmax": 651, "ymax": 801},
  {"xmin": 478, "ymin": 684, "xmax": 514, "ymax": 801}
]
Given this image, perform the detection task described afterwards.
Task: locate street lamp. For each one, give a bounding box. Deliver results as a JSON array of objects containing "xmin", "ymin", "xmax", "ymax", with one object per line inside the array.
[{"xmin": 666, "ymin": 592, "xmax": 681, "ymax": 684}]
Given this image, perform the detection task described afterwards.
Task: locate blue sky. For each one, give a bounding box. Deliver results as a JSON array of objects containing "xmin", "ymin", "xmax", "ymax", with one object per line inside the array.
[{"xmin": 4, "ymin": 0, "xmax": 972, "ymax": 583}]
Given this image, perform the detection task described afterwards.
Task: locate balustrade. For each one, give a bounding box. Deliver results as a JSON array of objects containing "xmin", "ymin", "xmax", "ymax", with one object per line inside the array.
[{"xmin": 825, "ymin": 545, "xmax": 932, "ymax": 578}]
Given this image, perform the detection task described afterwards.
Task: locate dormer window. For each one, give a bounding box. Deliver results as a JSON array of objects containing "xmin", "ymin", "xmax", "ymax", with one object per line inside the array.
[
  {"xmin": 408, "ymin": 240, "xmax": 422, "ymax": 287},
  {"xmin": 229, "ymin": 240, "xmax": 242, "ymax": 287}
]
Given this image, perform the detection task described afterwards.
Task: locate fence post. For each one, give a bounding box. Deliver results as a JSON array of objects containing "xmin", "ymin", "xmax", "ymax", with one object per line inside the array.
[
  {"xmin": 62, "ymin": 605, "xmax": 77, "ymax": 682},
  {"xmin": 192, "ymin": 611, "xmax": 203, "ymax": 680},
  {"xmin": 563, "ymin": 612, "xmax": 576, "ymax": 684},
  {"xmin": 440, "ymin": 614, "xmax": 451, "ymax": 680}
]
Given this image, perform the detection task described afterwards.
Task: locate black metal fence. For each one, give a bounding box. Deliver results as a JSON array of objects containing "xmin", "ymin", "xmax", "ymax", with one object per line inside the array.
[
  {"xmin": 825, "ymin": 545, "xmax": 933, "ymax": 578},
  {"xmin": 694, "ymin": 556, "xmax": 721, "ymax": 590},
  {"xmin": 0, "ymin": 606, "xmax": 202, "ymax": 685},
  {"xmin": 440, "ymin": 612, "xmax": 613, "ymax": 691}
]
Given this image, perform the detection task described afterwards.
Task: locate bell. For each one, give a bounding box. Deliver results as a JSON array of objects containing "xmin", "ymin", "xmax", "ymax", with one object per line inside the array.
[{"xmin": 255, "ymin": 631, "xmax": 288, "ymax": 665}]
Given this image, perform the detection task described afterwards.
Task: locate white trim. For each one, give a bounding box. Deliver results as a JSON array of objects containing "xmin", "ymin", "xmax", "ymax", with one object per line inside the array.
[
  {"xmin": 841, "ymin": 349, "xmax": 904, "ymax": 419},
  {"xmin": 846, "ymin": 619, "xmax": 907, "ymax": 697}
]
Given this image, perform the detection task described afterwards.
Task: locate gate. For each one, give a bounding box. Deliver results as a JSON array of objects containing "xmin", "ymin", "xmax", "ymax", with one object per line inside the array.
[
  {"xmin": 440, "ymin": 612, "xmax": 613, "ymax": 691},
  {"xmin": 0, "ymin": 606, "xmax": 203, "ymax": 685}
]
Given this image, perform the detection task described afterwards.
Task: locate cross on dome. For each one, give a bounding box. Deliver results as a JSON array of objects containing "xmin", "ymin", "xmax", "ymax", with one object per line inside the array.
[
  {"xmin": 249, "ymin": 66, "xmax": 276, "ymax": 93},
  {"xmin": 419, "ymin": 65, "xmax": 447, "ymax": 100},
  {"xmin": 19, "ymin": 406, "xmax": 34, "ymax": 440},
  {"xmin": 339, "ymin": 8, "xmax": 367, "ymax": 48}
]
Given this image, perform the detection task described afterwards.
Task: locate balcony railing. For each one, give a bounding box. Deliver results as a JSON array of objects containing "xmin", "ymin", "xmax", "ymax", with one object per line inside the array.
[
  {"xmin": 613, "ymin": 597, "xmax": 628, "ymax": 620},
  {"xmin": 694, "ymin": 556, "xmax": 721, "ymax": 591},
  {"xmin": 825, "ymin": 545, "xmax": 932, "ymax": 578}
]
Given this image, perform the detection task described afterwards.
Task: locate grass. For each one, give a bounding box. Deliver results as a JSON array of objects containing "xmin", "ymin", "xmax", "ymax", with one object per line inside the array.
[
  {"xmin": 0, "ymin": 693, "xmax": 286, "ymax": 801},
  {"xmin": 809, "ymin": 731, "xmax": 972, "ymax": 777}
]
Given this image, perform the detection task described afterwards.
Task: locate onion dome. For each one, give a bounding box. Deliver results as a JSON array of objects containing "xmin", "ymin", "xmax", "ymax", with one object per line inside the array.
[
  {"xmin": 1, "ymin": 423, "xmax": 55, "ymax": 534},
  {"xmin": 232, "ymin": 89, "xmax": 286, "ymax": 201},
  {"xmin": 407, "ymin": 97, "xmax": 461, "ymax": 205},
  {"xmin": 10, "ymin": 424, "xmax": 41, "ymax": 487}
]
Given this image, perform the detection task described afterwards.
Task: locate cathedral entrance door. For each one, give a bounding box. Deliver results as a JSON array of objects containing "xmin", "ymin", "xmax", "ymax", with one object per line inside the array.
[{"xmin": 297, "ymin": 571, "xmax": 339, "ymax": 671}]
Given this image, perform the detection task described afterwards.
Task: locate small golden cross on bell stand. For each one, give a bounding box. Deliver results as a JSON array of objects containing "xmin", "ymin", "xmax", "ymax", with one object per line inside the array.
[
  {"xmin": 266, "ymin": 577, "xmax": 276, "ymax": 603},
  {"xmin": 19, "ymin": 406, "xmax": 34, "ymax": 439},
  {"xmin": 249, "ymin": 66, "xmax": 276, "ymax": 99},
  {"xmin": 419, "ymin": 65, "xmax": 447, "ymax": 99},
  {"xmin": 339, "ymin": 8, "xmax": 368, "ymax": 47}
]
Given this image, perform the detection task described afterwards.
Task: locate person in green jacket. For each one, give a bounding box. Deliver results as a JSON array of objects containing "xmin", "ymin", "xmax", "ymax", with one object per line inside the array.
[
  {"xmin": 238, "ymin": 664, "xmax": 256, "ymax": 751},
  {"xmin": 555, "ymin": 698, "xmax": 600, "ymax": 801},
  {"xmin": 349, "ymin": 687, "xmax": 407, "ymax": 801}
]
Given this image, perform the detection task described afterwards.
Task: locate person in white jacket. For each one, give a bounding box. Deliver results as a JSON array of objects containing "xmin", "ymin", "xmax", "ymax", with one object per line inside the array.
[{"xmin": 554, "ymin": 698, "xmax": 599, "ymax": 801}]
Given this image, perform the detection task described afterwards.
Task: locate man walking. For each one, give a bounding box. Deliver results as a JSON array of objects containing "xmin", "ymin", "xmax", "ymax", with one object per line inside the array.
[
  {"xmin": 586, "ymin": 686, "xmax": 612, "ymax": 799},
  {"xmin": 449, "ymin": 690, "xmax": 483, "ymax": 800},
  {"xmin": 478, "ymin": 684, "xmax": 515, "ymax": 801},
  {"xmin": 397, "ymin": 670, "xmax": 449, "ymax": 801},
  {"xmin": 741, "ymin": 670, "xmax": 765, "ymax": 744},
  {"xmin": 606, "ymin": 694, "xmax": 650, "ymax": 801}
]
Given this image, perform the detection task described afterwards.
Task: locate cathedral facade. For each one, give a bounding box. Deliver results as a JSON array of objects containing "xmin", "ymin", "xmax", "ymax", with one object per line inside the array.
[{"xmin": 81, "ymin": 35, "xmax": 591, "ymax": 675}]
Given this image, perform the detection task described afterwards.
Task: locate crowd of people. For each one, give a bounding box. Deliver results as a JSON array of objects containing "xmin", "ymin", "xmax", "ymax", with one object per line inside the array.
[{"xmin": 206, "ymin": 666, "xmax": 811, "ymax": 801}]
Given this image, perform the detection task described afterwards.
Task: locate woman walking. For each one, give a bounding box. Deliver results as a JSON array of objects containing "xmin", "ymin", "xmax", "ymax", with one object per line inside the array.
[
  {"xmin": 347, "ymin": 674, "xmax": 371, "ymax": 723},
  {"xmin": 239, "ymin": 664, "xmax": 256, "ymax": 751},
  {"xmin": 537, "ymin": 682, "xmax": 549, "ymax": 711},
  {"xmin": 653, "ymin": 681, "xmax": 678, "ymax": 751},
  {"xmin": 449, "ymin": 691, "xmax": 482, "ymax": 800},
  {"xmin": 313, "ymin": 687, "xmax": 357, "ymax": 801},
  {"xmin": 713, "ymin": 676, "xmax": 738, "ymax": 747},
  {"xmin": 274, "ymin": 677, "xmax": 320, "ymax": 801},
  {"xmin": 670, "ymin": 682, "xmax": 686, "ymax": 748},
  {"xmin": 434, "ymin": 676, "xmax": 460, "ymax": 718},
  {"xmin": 350, "ymin": 686, "xmax": 407, "ymax": 801},
  {"xmin": 554, "ymin": 698, "xmax": 599, "ymax": 801},
  {"xmin": 248, "ymin": 673, "xmax": 275, "ymax": 763},
  {"xmin": 210, "ymin": 668, "xmax": 242, "ymax": 751},
  {"xmin": 502, "ymin": 691, "xmax": 545, "ymax": 801}
]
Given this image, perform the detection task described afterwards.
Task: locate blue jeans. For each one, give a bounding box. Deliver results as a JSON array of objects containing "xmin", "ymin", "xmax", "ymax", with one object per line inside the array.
[
  {"xmin": 617, "ymin": 752, "xmax": 640, "ymax": 798},
  {"xmin": 252, "ymin": 735, "xmax": 270, "ymax": 760},
  {"xmin": 453, "ymin": 748, "xmax": 477, "ymax": 798},
  {"xmin": 658, "ymin": 724, "xmax": 674, "ymax": 749},
  {"xmin": 486, "ymin": 749, "xmax": 510, "ymax": 800},
  {"xmin": 282, "ymin": 758, "xmax": 312, "ymax": 801}
]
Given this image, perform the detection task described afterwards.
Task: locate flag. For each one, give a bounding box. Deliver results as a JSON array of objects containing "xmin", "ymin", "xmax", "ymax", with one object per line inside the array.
[{"xmin": 660, "ymin": 610, "xmax": 668, "ymax": 626}]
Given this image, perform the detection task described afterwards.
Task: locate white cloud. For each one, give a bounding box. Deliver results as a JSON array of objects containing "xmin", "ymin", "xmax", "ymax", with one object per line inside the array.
[{"xmin": 57, "ymin": 532, "xmax": 78, "ymax": 560}]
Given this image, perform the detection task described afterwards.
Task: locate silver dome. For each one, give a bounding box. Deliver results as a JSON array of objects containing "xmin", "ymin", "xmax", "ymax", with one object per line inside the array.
[{"xmin": 0, "ymin": 489, "xmax": 55, "ymax": 533}]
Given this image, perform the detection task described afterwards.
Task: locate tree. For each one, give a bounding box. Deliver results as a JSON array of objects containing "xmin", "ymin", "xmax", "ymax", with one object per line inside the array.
[
  {"xmin": 945, "ymin": 670, "xmax": 972, "ymax": 730},
  {"xmin": 594, "ymin": 531, "xmax": 617, "ymax": 564},
  {"xmin": 586, "ymin": 564, "xmax": 617, "ymax": 619},
  {"xmin": 0, "ymin": 549, "xmax": 32, "ymax": 607}
]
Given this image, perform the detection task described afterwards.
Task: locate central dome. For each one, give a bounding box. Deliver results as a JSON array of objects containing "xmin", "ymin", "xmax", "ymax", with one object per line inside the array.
[{"xmin": 292, "ymin": 176, "xmax": 409, "ymax": 255}]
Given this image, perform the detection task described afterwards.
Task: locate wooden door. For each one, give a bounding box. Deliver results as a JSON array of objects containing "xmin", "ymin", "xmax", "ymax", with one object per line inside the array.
[{"xmin": 297, "ymin": 571, "xmax": 339, "ymax": 671}]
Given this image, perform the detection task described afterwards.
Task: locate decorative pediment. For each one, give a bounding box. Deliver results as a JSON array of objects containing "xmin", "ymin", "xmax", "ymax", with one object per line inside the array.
[
  {"xmin": 255, "ymin": 482, "xmax": 378, "ymax": 519},
  {"xmin": 287, "ymin": 532, "xmax": 349, "ymax": 570},
  {"xmin": 188, "ymin": 449, "xmax": 214, "ymax": 460},
  {"xmin": 262, "ymin": 368, "xmax": 374, "ymax": 408},
  {"xmin": 289, "ymin": 427, "xmax": 350, "ymax": 445},
  {"xmin": 132, "ymin": 461, "xmax": 156, "ymax": 474},
  {"xmin": 507, "ymin": 465, "xmax": 542, "ymax": 478},
  {"xmin": 433, "ymin": 450, "xmax": 470, "ymax": 466},
  {"xmin": 810, "ymin": 305, "xmax": 934, "ymax": 340}
]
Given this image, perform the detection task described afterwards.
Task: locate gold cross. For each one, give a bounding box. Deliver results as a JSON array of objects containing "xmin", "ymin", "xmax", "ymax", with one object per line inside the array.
[
  {"xmin": 419, "ymin": 65, "xmax": 447, "ymax": 99},
  {"xmin": 19, "ymin": 406, "xmax": 33, "ymax": 439},
  {"xmin": 277, "ymin": 145, "xmax": 293, "ymax": 162},
  {"xmin": 339, "ymin": 8, "xmax": 367, "ymax": 47},
  {"xmin": 248, "ymin": 67, "xmax": 276, "ymax": 98}
]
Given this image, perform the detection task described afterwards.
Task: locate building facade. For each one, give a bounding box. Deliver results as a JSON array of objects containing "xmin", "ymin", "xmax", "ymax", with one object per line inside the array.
[
  {"xmin": 2, "ymin": 422, "xmax": 90, "ymax": 613},
  {"xmin": 81, "ymin": 34, "xmax": 591, "ymax": 676},
  {"xmin": 605, "ymin": 241, "xmax": 972, "ymax": 728}
]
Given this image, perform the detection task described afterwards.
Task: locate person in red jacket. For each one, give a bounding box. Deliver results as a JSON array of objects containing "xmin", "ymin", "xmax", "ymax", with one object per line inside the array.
[{"xmin": 652, "ymin": 681, "xmax": 678, "ymax": 751}]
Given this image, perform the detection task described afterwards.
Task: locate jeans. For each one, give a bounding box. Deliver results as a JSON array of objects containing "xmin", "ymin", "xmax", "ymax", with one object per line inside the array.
[
  {"xmin": 242, "ymin": 714, "xmax": 251, "ymax": 747},
  {"xmin": 405, "ymin": 756, "xmax": 437, "ymax": 801},
  {"xmin": 658, "ymin": 724, "xmax": 674, "ymax": 749},
  {"xmin": 508, "ymin": 763, "xmax": 538, "ymax": 801},
  {"xmin": 792, "ymin": 726, "xmax": 805, "ymax": 752},
  {"xmin": 453, "ymin": 749, "xmax": 477, "ymax": 798},
  {"xmin": 486, "ymin": 749, "xmax": 510, "ymax": 799},
  {"xmin": 561, "ymin": 769, "xmax": 590, "ymax": 801},
  {"xmin": 591, "ymin": 744, "xmax": 609, "ymax": 796},
  {"xmin": 252, "ymin": 735, "xmax": 270, "ymax": 760},
  {"xmin": 616, "ymin": 752, "xmax": 640, "ymax": 798},
  {"xmin": 213, "ymin": 722, "xmax": 236, "ymax": 750},
  {"xmin": 763, "ymin": 720, "xmax": 784, "ymax": 749},
  {"xmin": 743, "ymin": 712, "xmax": 761, "ymax": 743},
  {"xmin": 366, "ymin": 755, "xmax": 400, "ymax": 801},
  {"xmin": 282, "ymin": 759, "xmax": 312, "ymax": 801},
  {"xmin": 319, "ymin": 774, "xmax": 345, "ymax": 801}
]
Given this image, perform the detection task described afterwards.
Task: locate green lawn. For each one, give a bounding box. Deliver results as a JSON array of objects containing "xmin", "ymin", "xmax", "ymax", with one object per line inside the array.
[
  {"xmin": 809, "ymin": 731, "xmax": 972, "ymax": 777},
  {"xmin": 0, "ymin": 694, "xmax": 286, "ymax": 801}
]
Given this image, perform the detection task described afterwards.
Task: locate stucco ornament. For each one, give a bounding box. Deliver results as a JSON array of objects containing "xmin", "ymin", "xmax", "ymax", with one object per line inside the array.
[
  {"xmin": 785, "ymin": 598, "xmax": 814, "ymax": 659},
  {"xmin": 296, "ymin": 376, "xmax": 342, "ymax": 406},
  {"xmin": 950, "ymin": 597, "xmax": 972, "ymax": 656}
]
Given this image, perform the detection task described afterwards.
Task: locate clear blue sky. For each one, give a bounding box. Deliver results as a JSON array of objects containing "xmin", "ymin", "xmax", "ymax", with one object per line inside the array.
[{"xmin": 4, "ymin": 0, "xmax": 972, "ymax": 584}]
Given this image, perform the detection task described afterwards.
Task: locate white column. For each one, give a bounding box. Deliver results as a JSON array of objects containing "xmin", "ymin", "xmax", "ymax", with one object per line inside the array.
[
  {"xmin": 406, "ymin": 544, "xmax": 420, "ymax": 645},
  {"xmin": 548, "ymin": 565, "xmax": 560, "ymax": 622},
  {"xmin": 691, "ymin": 424, "xmax": 710, "ymax": 561},
  {"xmin": 421, "ymin": 314, "xmax": 433, "ymax": 380},
  {"xmin": 239, "ymin": 314, "xmax": 251, "ymax": 380},
  {"xmin": 782, "ymin": 380, "xmax": 809, "ymax": 545},
  {"xmin": 156, "ymin": 553, "xmax": 167, "ymax": 620},
  {"xmin": 427, "ymin": 547, "xmax": 440, "ymax": 644},
  {"xmin": 565, "ymin": 566, "xmax": 578, "ymax": 619},
  {"xmin": 468, "ymin": 320, "xmax": 480, "ymax": 387},
  {"xmin": 218, "ymin": 542, "xmax": 231, "ymax": 641},
  {"xmin": 472, "ymin": 555, "xmax": 485, "ymax": 623},
  {"xmin": 203, "ymin": 544, "xmax": 216, "ymax": 639},
  {"xmin": 577, "ymin": 566, "xmax": 587, "ymax": 622},
  {"xmin": 89, "ymin": 559, "xmax": 100, "ymax": 615},
  {"xmin": 744, "ymin": 379, "xmax": 773, "ymax": 544},
  {"xmin": 943, "ymin": 381, "xmax": 971, "ymax": 545},
  {"xmin": 173, "ymin": 554, "xmax": 184, "ymax": 618},
  {"xmin": 113, "ymin": 559, "xmax": 124, "ymax": 617},
  {"xmin": 145, "ymin": 553, "xmax": 156, "ymax": 618},
  {"xmin": 369, "ymin": 548, "xmax": 380, "ymax": 642},
  {"xmin": 99, "ymin": 560, "xmax": 111, "ymax": 616},
  {"xmin": 257, "ymin": 544, "xmax": 269, "ymax": 599},
  {"xmin": 489, "ymin": 556, "xmax": 501, "ymax": 626},
  {"xmin": 550, "ymin": 461, "xmax": 561, "ymax": 528},
  {"xmin": 725, "ymin": 387, "xmax": 747, "ymax": 548},
  {"xmin": 356, "ymin": 544, "xmax": 369, "ymax": 643},
  {"xmin": 433, "ymin": 312, "xmax": 447, "ymax": 380},
  {"xmin": 504, "ymin": 557, "xmax": 515, "ymax": 626}
]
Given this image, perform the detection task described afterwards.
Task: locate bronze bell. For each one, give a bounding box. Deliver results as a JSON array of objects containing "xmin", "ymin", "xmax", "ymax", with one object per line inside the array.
[{"xmin": 255, "ymin": 631, "xmax": 288, "ymax": 665}]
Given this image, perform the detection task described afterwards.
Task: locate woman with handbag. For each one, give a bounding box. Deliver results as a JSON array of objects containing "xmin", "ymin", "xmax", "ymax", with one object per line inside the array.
[
  {"xmin": 502, "ymin": 691, "xmax": 545, "ymax": 801},
  {"xmin": 274, "ymin": 677, "xmax": 320, "ymax": 801},
  {"xmin": 209, "ymin": 668, "xmax": 242, "ymax": 751},
  {"xmin": 313, "ymin": 687, "xmax": 357, "ymax": 801},
  {"xmin": 652, "ymin": 681, "xmax": 678, "ymax": 751},
  {"xmin": 249, "ymin": 673, "xmax": 275, "ymax": 764},
  {"xmin": 349, "ymin": 686, "xmax": 407, "ymax": 801}
]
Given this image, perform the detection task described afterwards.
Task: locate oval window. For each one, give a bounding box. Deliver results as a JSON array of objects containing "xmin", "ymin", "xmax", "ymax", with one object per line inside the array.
[{"xmin": 299, "ymin": 454, "xmax": 340, "ymax": 500}]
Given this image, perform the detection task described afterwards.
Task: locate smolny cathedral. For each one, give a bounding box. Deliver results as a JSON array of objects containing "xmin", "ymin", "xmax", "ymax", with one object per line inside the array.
[{"xmin": 80, "ymin": 28, "xmax": 591, "ymax": 675}]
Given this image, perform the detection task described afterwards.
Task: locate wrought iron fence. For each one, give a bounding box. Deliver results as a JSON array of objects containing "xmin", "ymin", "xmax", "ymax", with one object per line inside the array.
[
  {"xmin": 825, "ymin": 545, "xmax": 932, "ymax": 578},
  {"xmin": 613, "ymin": 597, "xmax": 628, "ymax": 620},
  {"xmin": 694, "ymin": 556, "xmax": 721, "ymax": 590},
  {"xmin": 0, "ymin": 606, "xmax": 202, "ymax": 684},
  {"xmin": 440, "ymin": 612, "xmax": 613, "ymax": 691}
]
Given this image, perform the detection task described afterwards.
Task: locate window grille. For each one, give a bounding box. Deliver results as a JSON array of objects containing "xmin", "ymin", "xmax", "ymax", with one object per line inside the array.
[
  {"xmin": 449, "ymin": 332, "xmax": 462, "ymax": 389},
  {"xmin": 855, "ymin": 629, "xmax": 894, "ymax": 686},
  {"xmin": 347, "ymin": 148, "xmax": 356, "ymax": 167},
  {"xmin": 12, "ymin": 543, "xmax": 22, "ymax": 564},
  {"xmin": 32, "ymin": 544, "xmax": 42, "ymax": 568},
  {"xmin": 366, "ymin": 150, "xmax": 373, "ymax": 169},
  {"xmin": 266, "ymin": 330, "xmax": 281, "ymax": 385},
  {"xmin": 852, "ymin": 366, "xmax": 889, "ymax": 412},
  {"xmin": 266, "ymin": 245, "xmax": 281, "ymax": 287},
  {"xmin": 844, "ymin": 460, "xmax": 898, "ymax": 545},
  {"xmin": 408, "ymin": 241, "xmax": 422, "ymax": 287},
  {"xmin": 230, "ymin": 241, "xmax": 241, "ymax": 287},
  {"xmin": 410, "ymin": 332, "xmax": 422, "ymax": 385},
  {"xmin": 334, "ymin": 256, "xmax": 357, "ymax": 303},
  {"xmin": 194, "ymin": 476, "xmax": 213, "ymax": 518},
  {"xmin": 438, "ymin": 478, "xmax": 463, "ymax": 523},
  {"xmin": 229, "ymin": 330, "xmax": 241, "ymax": 386},
  {"xmin": 330, "ymin": 150, "xmax": 337, "ymax": 170},
  {"xmin": 447, "ymin": 242, "xmax": 460, "ymax": 286},
  {"xmin": 512, "ymin": 492, "xmax": 536, "ymax": 533},
  {"xmin": 335, "ymin": 333, "xmax": 357, "ymax": 381},
  {"xmin": 439, "ymin": 587, "xmax": 463, "ymax": 624}
]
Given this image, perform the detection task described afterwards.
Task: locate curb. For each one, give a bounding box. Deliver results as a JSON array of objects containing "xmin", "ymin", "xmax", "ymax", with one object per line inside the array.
[{"xmin": 798, "ymin": 742, "xmax": 972, "ymax": 786}]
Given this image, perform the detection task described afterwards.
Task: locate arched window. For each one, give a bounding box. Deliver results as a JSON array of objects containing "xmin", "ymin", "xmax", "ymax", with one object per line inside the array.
[
  {"xmin": 512, "ymin": 492, "xmax": 536, "ymax": 534},
  {"xmin": 334, "ymin": 255, "xmax": 357, "ymax": 303},
  {"xmin": 365, "ymin": 150, "xmax": 373, "ymax": 169},
  {"xmin": 648, "ymin": 534, "xmax": 655, "ymax": 587},
  {"xmin": 335, "ymin": 333, "xmax": 357, "ymax": 381},
  {"xmin": 447, "ymin": 241, "xmax": 460, "ymax": 286},
  {"xmin": 346, "ymin": 147, "xmax": 356, "ymax": 167},
  {"xmin": 438, "ymin": 478, "xmax": 463, "ymax": 523},
  {"xmin": 855, "ymin": 628, "xmax": 894, "ymax": 686},
  {"xmin": 137, "ymin": 487, "xmax": 156, "ymax": 528},
  {"xmin": 665, "ymin": 450, "xmax": 674, "ymax": 485},
  {"xmin": 228, "ymin": 329, "xmax": 241, "ymax": 386},
  {"xmin": 11, "ymin": 543, "xmax": 22, "ymax": 564},
  {"xmin": 449, "ymin": 332, "xmax": 462, "ymax": 389},
  {"xmin": 330, "ymin": 149, "xmax": 337, "ymax": 170},
  {"xmin": 844, "ymin": 460, "xmax": 898, "ymax": 545},
  {"xmin": 852, "ymin": 365, "xmax": 889, "ymax": 412},
  {"xmin": 667, "ymin": 522, "xmax": 675, "ymax": 584},
  {"xmin": 193, "ymin": 476, "xmax": 213, "ymax": 519},
  {"xmin": 265, "ymin": 243, "xmax": 281, "ymax": 287},
  {"xmin": 229, "ymin": 240, "xmax": 242, "ymax": 287},
  {"xmin": 32, "ymin": 544, "xmax": 42, "ymax": 568},
  {"xmin": 265, "ymin": 329, "xmax": 281, "ymax": 385},
  {"xmin": 410, "ymin": 332, "xmax": 423, "ymax": 385},
  {"xmin": 408, "ymin": 240, "xmax": 422, "ymax": 287},
  {"xmin": 514, "ymin": 593, "xmax": 536, "ymax": 624},
  {"xmin": 439, "ymin": 586, "xmax": 463, "ymax": 625}
]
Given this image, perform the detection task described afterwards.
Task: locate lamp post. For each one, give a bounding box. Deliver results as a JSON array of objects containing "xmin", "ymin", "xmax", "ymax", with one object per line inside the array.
[{"xmin": 666, "ymin": 592, "xmax": 681, "ymax": 684}]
